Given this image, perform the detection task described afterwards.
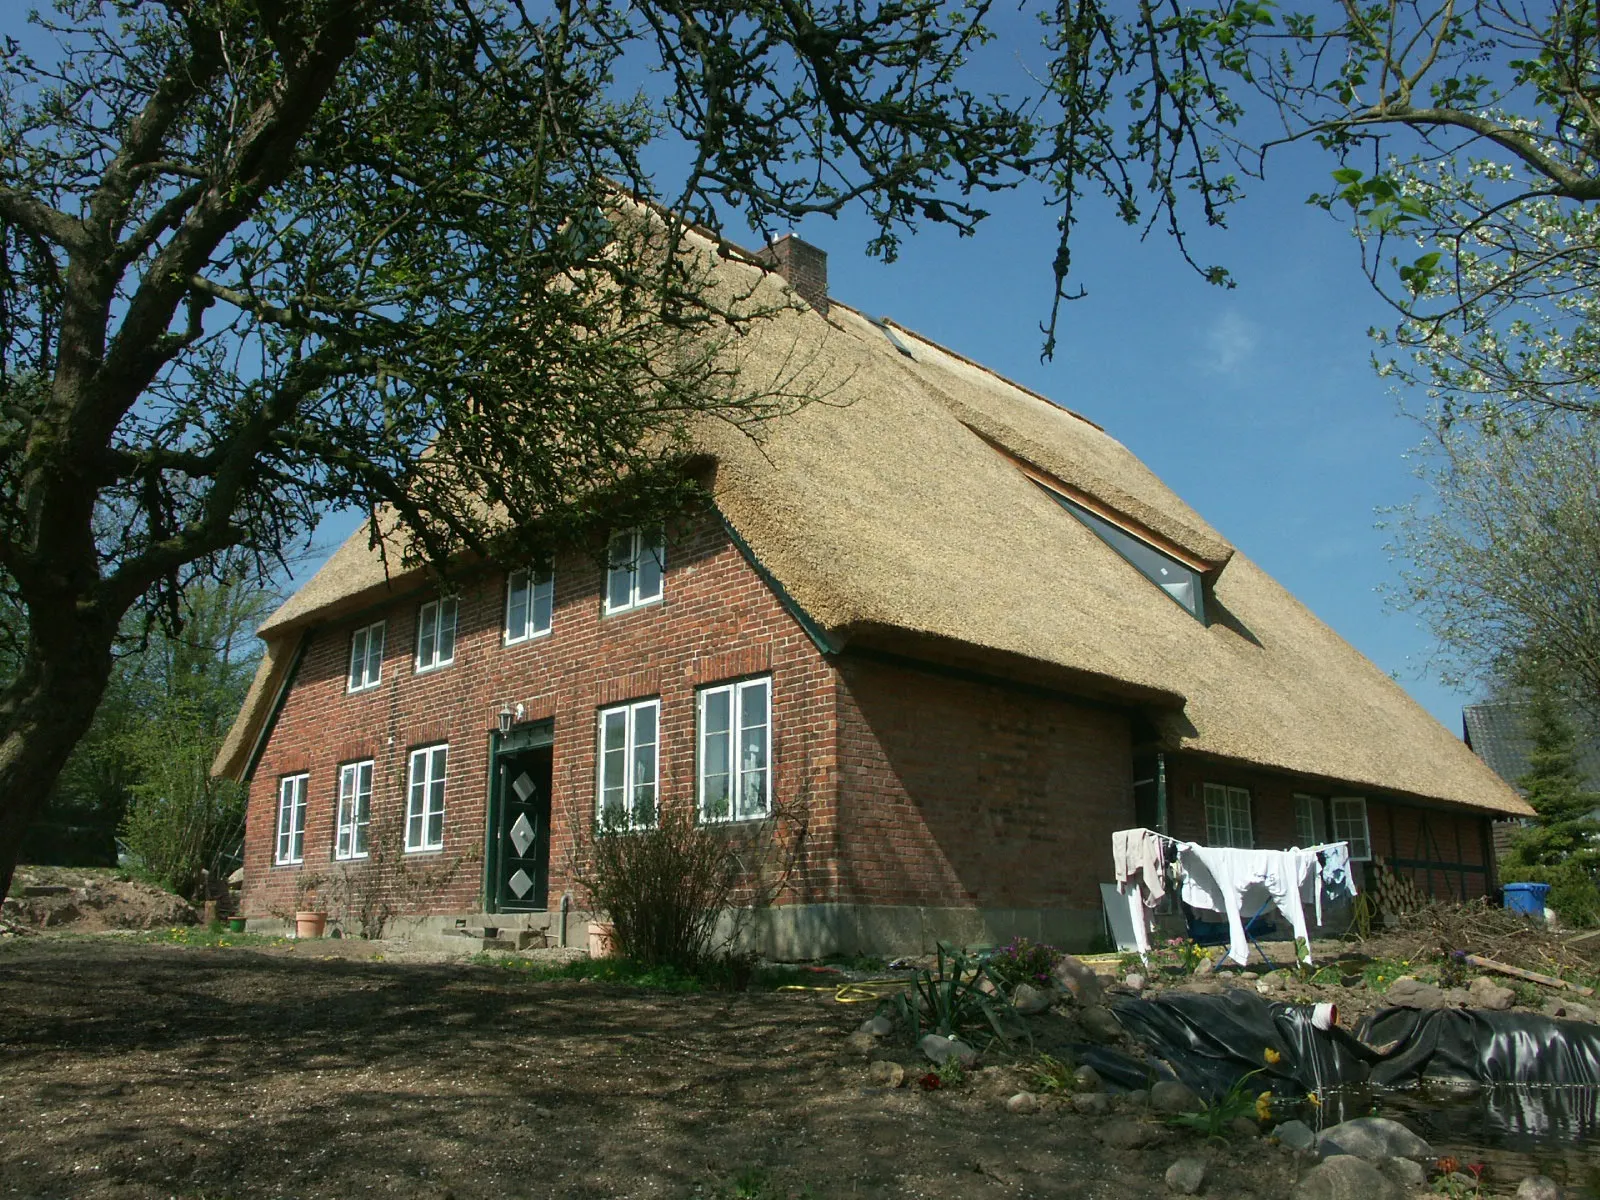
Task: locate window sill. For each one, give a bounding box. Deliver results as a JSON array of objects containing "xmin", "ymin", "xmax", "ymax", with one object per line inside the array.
[
  {"xmin": 413, "ymin": 660, "xmax": 455, "ymax": 676},
  {"xmin": 601, "ymin": 596, "xmax": 664, "ymax": 619},
  {"xmin": 272, "ymin": 858, "xmax": 305, "ymax": 868},
  {"xmin": 334, "ymin": 853, "xmax": 371, "ymax": 863},
  {"xmin": 698, "ymin": 812, "xmax": 773, "ymax": 827},
  {"xmin": 404, "ymin": 845, "xmax": 445, "ymax": 856},
  {"xmin": 347, "ymin": 681, "xmax": 382, "ymax": 695},
  {"xmin": 503, "ymin": 628, "xmax": 552, "ymax": 647}
]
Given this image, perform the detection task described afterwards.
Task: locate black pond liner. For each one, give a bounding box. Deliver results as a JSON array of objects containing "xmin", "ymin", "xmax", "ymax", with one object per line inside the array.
[{"xmin": 1091, "ymin": 990, "xmax": 1600, "ymax": 1097}]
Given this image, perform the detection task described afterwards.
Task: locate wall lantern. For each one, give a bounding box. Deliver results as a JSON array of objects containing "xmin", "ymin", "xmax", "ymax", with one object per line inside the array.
[{"xmin": 498, "ymin": 703, "xmax": 513, "ymax": 735}]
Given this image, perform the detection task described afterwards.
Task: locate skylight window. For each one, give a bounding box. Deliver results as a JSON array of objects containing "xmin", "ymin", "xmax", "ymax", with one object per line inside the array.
[
  {"xmin": 1040, "ymin": 486, "xmax": 1207, "ymax": 622},
  {"xmin": 869, "ymin": 316, "xmax": 915, "ymax": 359}
]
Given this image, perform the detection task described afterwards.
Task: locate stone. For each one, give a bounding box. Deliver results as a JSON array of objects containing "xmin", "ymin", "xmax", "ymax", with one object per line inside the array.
[
  {"xmin": 1149, "ymin": 1080, "xmax": 1203, "ymax": 1114},
  {"xmin": 1316, "ymin": 1116, "xmax": 1432, "ymax": 1163},
  {"xmin": 1013, "ymin": 983, "xmax": 1054, "ymax": 1014},
  {"xmin": 1193, "ymin": 955, "xmax": 1217, "ymax": 977},
  {"xmin": 1175, "ymin": 980, "xmax": 1224, "ymax": 996},
  {"xmin": 1377, "ymin": 1158, "xmax": 1426, "ymax": 1189},
  {"xmin": 858, "ymin": 1015, "xmax": 895, "ymax": 1037},
  {"xmin": 843, "ymin": 1031, "xmax": 879, "ymax": 1057},
  {"xmin": 1543, "ymin": 998, "xmax": 1597, "ymax": 1023},
  {"xmin": 918, "ymin": 1034, "xmax": 977, "ymax": 1069},
  {"xmin": 1164, "ymin": 1157, "xmax": 1208, "ymax": 1195},
  {"xmin": 1442, "ymin": 988, "xmax": 1473, "ymax": 1007},
  {"xmin": 1096, "ymin": 1118, "xmax": 1163, "ymax": 1151},
  {"xmin": 1271, "ymin": 1120, "xmax": 1317, "ymax": 1153},
  {"xmin": 1053, "ymin": 954, "xmax": 1105, "ymax": 1005},
  {"xmin": 1384, "ymin": 977, "xmax": 1445, "ymax": 1008},
  {"xmin": 1517, "ymin": 1175, "xmax": 1564, "ymax": 1200},
  {"xmin": 1124, "ymin": 1088, "xmax": 1150, "ymax": 1108},
  {"xmin": 1006, "ymin": 1091, "xmax": 1041, "ymax": 1114},
  {"xmin": 1469, "ymin": 974, "xmax": 1516, "ymax": 1011},
  {"xmin": 1072, "ymin": 1091, "xmax": 1111, "ymax": 1115},
  {"xmin": 1229, "ymin": 1116, "xmax": 1260, "ymax": 1138},
  {"xmin": 1079, "ymin": 1005, "xmax": 1123, "ymax": 1042},
  {"xmin": 866, "ymin": 1059, "xmax": 905, "ymax": 1088},
  {"xmin": 1291, "ymin": 1155, "xmax": 1403, "ymax": 1200},
  {"xmin": 1124, "ymin": 972, "xmax": 1147, "ymax": 991},
  {"xmin": 1073, "ymin": 1064, "xmax": 1103, "ymax": 1092},
  {"xmin": 1256, "ymin": 972, "xmax": 1287, "ymax": 994}
]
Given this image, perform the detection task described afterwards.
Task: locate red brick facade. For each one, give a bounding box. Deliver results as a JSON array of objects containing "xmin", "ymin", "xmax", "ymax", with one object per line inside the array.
[
  {"xmin": 242, "ymin": 510, "xmax": 837, "ymax": 923},
  {"xmin": 242, "ymin": 504, "xmax": 1500, "ymax": 949}
]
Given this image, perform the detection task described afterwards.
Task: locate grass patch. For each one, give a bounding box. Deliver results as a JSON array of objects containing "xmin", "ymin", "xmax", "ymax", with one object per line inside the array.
[
  {"xmin": 476, "ymin": 954, "xmax": 811, "ymax": 992},
  {"xmin": 124, "ymin": 926, "xmax": 292, "ymax": 950}
]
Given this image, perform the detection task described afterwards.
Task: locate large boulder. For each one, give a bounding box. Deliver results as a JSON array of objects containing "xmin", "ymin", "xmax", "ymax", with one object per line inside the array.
[
  {"xmin": 1468, "ymin": 974, "xmax": 1516, "ymax": 1011},
  {"xmin": 1053, "ymin": 954, "xmax": 1105, "ymax": 1005},
  {"xmin": 1384, "ymin": 977, "xmax": 1444, "ymax": 1008},
  {"xmin": 918, "ymin": 1034, "xmax": 977, "ymax": 1069},
  {"xmin": 1316, "ymin": 1117, "xmax": 1432, "ymax": 1163},
  {"xmin": 1292, "ymin": 1156, "xmax": 1402, "ymax": 1200}
]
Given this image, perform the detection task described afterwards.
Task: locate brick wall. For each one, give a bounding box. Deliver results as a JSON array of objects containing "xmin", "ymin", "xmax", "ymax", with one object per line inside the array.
[
  {"xmin": 832, "ymin": 656, "xmax": 1135, "ymax": 911},
  {"xmin": 1165, "ymin": 755, "xmax": 1494, "ymax": 901},
  {"xmin": 241, "ymin": 507, "xmax": 838, "ymax": 921}
]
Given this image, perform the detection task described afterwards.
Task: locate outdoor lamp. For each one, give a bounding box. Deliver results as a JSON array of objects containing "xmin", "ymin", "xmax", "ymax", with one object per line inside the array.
[{"xmin": 498, "ymin": 703, "xmax": 513, "ymax": 735}]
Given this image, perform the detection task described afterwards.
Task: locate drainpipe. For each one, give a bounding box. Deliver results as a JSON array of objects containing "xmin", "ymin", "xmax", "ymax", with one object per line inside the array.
[
  {"xmin": 1156, "ymin": 752, "xmax": 1169, "ymax": 837},
  {"xmin": 559, "ymin": 893, "xmax": 570, "ymax": 947}
]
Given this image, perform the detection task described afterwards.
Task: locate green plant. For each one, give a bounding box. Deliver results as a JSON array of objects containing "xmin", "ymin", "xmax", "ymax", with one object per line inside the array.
[
  {"xmin": 889, "ymin": 943, "xmax": 1013, "ymax": 1044},
  {"xmin": 935, "ymin": 1055, "xmax": 966, "ymax": 1087},
  {"xmin": 985, "ymin": 937, "xmax": 1061, "ymax": 992},
  {"xmin": 1167, "ymin": 1068, "xmax": 1272, "ymax": 1140},
  {"xmin": 1022, "ymin": 1052, "xmax": 1078, "ymax": 1094}
]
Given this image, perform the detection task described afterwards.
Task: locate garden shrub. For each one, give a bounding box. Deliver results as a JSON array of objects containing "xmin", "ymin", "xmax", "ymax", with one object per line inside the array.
[{"xmin": 985, "ymin": 937, "xmax": 1061, "ymax": 991}]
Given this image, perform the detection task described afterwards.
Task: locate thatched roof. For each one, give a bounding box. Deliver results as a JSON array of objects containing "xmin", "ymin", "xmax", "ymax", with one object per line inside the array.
[{"xmin": 215, "ymin": 229, "xmax": 1531, "ymax": 818}]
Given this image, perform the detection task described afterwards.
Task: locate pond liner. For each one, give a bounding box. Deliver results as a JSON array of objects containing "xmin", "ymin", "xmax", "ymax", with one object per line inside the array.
[{"xmin": 1102, "ymin": 991, "xmax": 1600, "ymax": 1099}]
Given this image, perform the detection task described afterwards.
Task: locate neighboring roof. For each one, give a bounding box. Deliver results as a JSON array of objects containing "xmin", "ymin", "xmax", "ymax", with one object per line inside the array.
[
  {"xmin": 1463, "ymin": 701, "xmax": 1600, "ymax": 796},
  {"xmin": 214, "ymin": 224, "xmax": 1532, "ymax": 818}
]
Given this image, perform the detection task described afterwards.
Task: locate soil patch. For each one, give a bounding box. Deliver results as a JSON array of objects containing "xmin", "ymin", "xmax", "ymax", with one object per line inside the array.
[
  {"xmin": 1, "ymin": 866, "xmax": 199, "ymax": 932},
  {"xmin": 0, "ymin": 936, "xmax": 1301, "ymax": 1200}
]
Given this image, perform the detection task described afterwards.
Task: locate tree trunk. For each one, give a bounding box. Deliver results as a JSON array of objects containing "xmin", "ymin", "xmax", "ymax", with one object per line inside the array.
[{"xmin": 0, "ymin": 635, "xmax": 115, "ymax": 904}]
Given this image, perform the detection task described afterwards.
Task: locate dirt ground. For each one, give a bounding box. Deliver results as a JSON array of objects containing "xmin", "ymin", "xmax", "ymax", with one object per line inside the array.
[{"xmin": 0, "ymin": 935, "xmax": 1304, "ymax": 1200}]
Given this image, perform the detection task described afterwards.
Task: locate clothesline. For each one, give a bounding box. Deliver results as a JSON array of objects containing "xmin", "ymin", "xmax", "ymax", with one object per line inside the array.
[{"xmin": 1111, "ymin": 827, "xmax": 1359, "ymax": 967}]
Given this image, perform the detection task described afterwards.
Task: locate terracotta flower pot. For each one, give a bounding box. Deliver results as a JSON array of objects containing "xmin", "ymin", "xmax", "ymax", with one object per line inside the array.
[
  {"xmin": 295, "ymin": 910, "xmax": 328, "ymax": 939},
  {"xmin": 587, "ymin": 921, "xmax": 616, "ymax": 958}
]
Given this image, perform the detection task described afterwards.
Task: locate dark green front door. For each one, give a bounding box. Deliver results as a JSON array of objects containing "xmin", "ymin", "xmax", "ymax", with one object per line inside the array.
[{"xmin": 490, "ymin": 744, "xmax": 552, "ymax": 912}]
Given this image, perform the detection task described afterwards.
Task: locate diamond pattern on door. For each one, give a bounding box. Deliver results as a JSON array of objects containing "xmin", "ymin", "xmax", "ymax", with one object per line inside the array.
[
  {"xmin": 509, "ymin": 813, "xmax": 535, "ymax": 857},
  {"xmin": 512, "ymin": 772, "xmax": 536, "ymax": 802},
  {"xmin": 508, "ymin": 868, "xmax": 534, "ymax": 898}
]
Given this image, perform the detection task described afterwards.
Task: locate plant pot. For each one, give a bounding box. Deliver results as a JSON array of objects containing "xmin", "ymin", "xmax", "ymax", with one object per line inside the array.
[
  {"xmin": 295, "ymin": 910, "xmax": 328, "ymax": 939},
  {"xmin": 227, "ymin": 917, "xmax": 247, "ymax": 933},
  {"xmin": 587, "ymin": 921, "xmax": 616, "ymax": 959}
]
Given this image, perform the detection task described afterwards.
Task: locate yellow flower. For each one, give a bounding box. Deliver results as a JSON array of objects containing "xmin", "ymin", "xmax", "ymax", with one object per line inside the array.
[
  {"xmin": 1255, "ymin": 1091, "xmax": 1274, "ymax": 1122},
  {"xmin": 1305, "ymin": 1091, "xmax": 1321, "ymax": 1108},
  {"xmin": 1264, "ymin": 1048, "xmax": 1282, "ymax": 1065}
]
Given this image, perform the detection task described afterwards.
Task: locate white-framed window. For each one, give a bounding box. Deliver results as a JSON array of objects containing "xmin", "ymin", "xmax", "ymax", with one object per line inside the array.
[
  {"xmin": 597, "ymin": 698, "xmax": 659, "ymax": 829},
  {"xmin": 275, "ymin": 773, "xmax": 308, "ymax": 865},
  {"xmin": 604, "ymin": 527, "xmax": 664, "ymax": 614},
  {"xmin": 1331, "ymin": 796, "xmax": 1372, "ymax": 861},
  {"xmin": 1203, "ymin": 783, "xmax": 1253, "ymax": 849},
  {"xmin": 1294, "ymin": 793, "xmax": 1327, "ymax": 847},
  {"xmin": 406, "ymin": 744, "xmax": 448, "ymax": 852},
  {"xmin": 335, "ymin": 760, "xmax": 373, "ymax": 861},
  {"xmin": 698, "ymin": 677, "xmax": 772, "ymax": 823},
  {"xmin": 348, "ymin": 621, "xmax": 385, "ymax": 692},
  {"xmin": 415, "ymin": 598, "xmax": 458, "ymax": 672},
  {"xmin": 505, "ymin": 567, "xmax": 554, "ymax": 643}
]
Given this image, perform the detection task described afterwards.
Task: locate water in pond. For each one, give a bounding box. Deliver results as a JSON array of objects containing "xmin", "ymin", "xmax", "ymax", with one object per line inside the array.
[{"xmin": 1314, "ymin": 1084, "xmax": 1600, "ymax": 1196}]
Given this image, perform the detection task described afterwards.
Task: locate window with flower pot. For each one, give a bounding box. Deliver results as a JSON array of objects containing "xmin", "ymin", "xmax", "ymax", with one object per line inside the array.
[
  {"xmin": 698, "ymin": 677, "xmax": 771, "ymax": 822},
  {"xmin": 596, "ymin": 698, "xmax": 659, "ymax": 829}
]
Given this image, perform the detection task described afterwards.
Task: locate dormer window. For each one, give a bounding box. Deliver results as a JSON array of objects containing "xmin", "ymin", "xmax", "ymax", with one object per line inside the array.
[{"xmin": 1038, "ymin": 486, "xmax": 1207, "ymax": 622}]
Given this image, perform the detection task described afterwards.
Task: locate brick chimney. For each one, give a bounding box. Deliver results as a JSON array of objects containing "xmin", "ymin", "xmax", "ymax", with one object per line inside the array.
[{"xmin": 755, "ymin": 233, "xmax": 828, "ymax": 316}]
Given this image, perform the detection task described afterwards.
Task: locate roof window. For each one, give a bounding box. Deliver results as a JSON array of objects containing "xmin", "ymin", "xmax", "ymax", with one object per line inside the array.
[
  {"xmin": 868, "ymin": 316, "xmax": 915, "ymax": 359},
  {"xmin": 1039, "ymin": 485, "xmax": 1207, "ymax": 622}
]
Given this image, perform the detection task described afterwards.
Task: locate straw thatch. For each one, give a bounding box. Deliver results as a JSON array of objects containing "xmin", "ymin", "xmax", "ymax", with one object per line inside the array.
[{"xmin": 215, "ymin": 228, "xmax": 1530, "ymax": 818}]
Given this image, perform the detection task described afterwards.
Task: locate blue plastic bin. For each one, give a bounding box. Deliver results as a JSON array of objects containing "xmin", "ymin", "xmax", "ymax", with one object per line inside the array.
[{"xmin": 1503, "ymin": 881, "xmax": 1552, "ymax": 916}]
